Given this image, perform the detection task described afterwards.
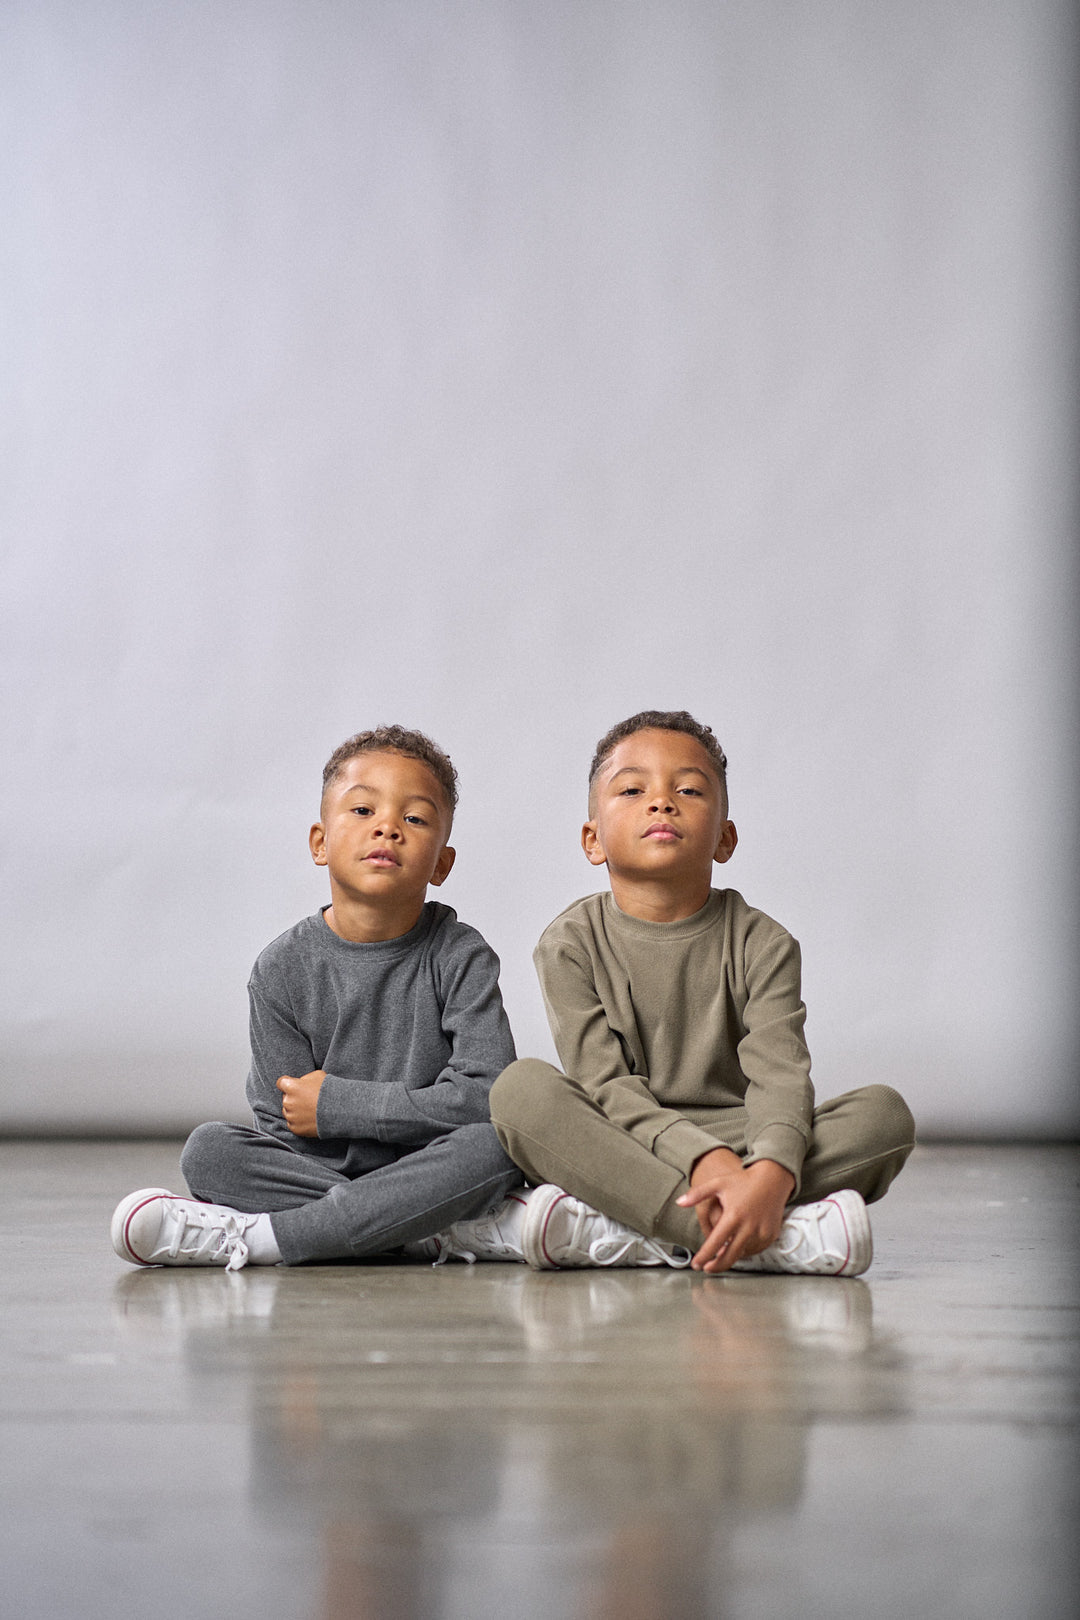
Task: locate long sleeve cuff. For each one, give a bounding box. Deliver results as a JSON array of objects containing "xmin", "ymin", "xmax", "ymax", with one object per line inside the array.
[
  {"xmin": 651, "ymin": 1118, "xmax": 726, "ymax": 1180},
  {"xmin": 742, "ymin": 1123, "xmax": 808, "ymax": 1196},
  {"xmin": 315, "ymin": 1071, "xmax": 496, "ymax": 1144},
  {"xmin": 316, "ymin": 1073, "xmax": 394, "ymax": 1140}
]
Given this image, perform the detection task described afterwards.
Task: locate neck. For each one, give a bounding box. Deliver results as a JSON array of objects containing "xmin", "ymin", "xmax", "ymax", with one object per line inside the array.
[
  {"xmin": 323, "ymin": 892, "xmax": 426, "ymax": 943},
  {"xmin": 606, "ymin": 872, "xmax": 712, "ymax": 923}
]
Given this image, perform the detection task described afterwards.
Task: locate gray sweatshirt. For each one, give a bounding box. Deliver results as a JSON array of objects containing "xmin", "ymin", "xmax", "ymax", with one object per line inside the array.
[{"xmin": 246, "ymin": 902, "xmax": 516, "ymax": 1176}]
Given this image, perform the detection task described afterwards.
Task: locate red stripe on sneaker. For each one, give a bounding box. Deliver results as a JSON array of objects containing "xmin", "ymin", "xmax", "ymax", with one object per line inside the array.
[
  {"xmin": 539, "ymin": 1193, "xmax": 568, "ymax": 1268},
  {"xmin": 123, "ymin": 1192, "xmax": 163, "ymax": 1265},
  {"xmin": 825, "ymin": 1196, "xmax": 851, "ymax": 1270}
]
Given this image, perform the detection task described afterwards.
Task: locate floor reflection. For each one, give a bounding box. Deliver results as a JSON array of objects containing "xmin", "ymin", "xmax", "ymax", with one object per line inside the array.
[{"xmin": 113, "ymin": 1264, "xmax": 899, "ymax": 1620}]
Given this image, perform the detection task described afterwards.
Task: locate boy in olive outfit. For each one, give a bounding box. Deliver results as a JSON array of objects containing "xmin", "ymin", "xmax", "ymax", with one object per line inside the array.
[{"xmin": 423, "ymin": 710, "xmax": 914, "ymax": 1276}]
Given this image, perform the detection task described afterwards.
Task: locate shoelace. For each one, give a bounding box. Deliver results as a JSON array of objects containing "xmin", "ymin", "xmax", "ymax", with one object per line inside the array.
[
  {"xmin": 429, "ymin": 1199, "xmax": 528, "ymax": 1266},
  {"xmin": 588, "ymin": 1231, "xmax": 656, "ymax": 1265},
  {"xmin": 558, "ymin": 1204, "xmax": 686, "ymax": 1268},
  {"xmin": 774, "ymin": 1203, "xmax": 840, "ymax": 1263},
  {"xmin": 774, "ymin": 1222, "xmax": 807, "ymax": 1257},
  {"xmin": 450, "ymin": 1214, "xmax": 522, "ymax": 1262},
  {"xmin": 432, "ymin": 1218, "xmax": 500, "ymax": 1265},
  {"xmin": 164, "ymin": 1201, "xmax": 255, "ymax": 1272},
  {"xmin": 587, "ymin": 1231, "xmax": 691, "ymax": 1267}
]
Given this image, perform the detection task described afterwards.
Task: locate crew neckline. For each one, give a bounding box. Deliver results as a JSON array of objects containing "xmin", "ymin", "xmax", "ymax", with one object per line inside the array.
[
  {"xmin": 602, "ymin": 888, "xmax": 726, "ymax": 939},
  {"xmin": 313, "ymin": 901, "xmax": 436, "ymax": 951}
]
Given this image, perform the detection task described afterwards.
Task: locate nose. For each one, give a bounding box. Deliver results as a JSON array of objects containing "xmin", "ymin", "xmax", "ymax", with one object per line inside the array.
[
  {"xmin": 372, "ymin": 821, "xmax": 402, "ymax": 841},
  {"xmin": 648, "ymin": 794, "xmax": 675, "ymax": 814}
]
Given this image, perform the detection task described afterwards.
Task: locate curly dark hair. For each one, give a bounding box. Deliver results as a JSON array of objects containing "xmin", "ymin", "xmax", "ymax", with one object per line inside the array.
[
  {"xmin": 321, "ymin": 726, "xmax": 458, "ymax": 819},
  {"xmin": 588, "ymin": 710, "xmax": 728, "ymax": 809}
]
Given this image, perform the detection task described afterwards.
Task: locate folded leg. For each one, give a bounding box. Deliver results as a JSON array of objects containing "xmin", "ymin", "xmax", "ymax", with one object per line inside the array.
[
  {"xmin": 490, "ymin": 1060, "xmax": 701, "ymax": 1251},
  {"xmin": 490, "ymin": 1061, "xmax": 915, "ymax": 1254},
  {"xmin": 181, "ymin": 1120, "xmax": 523, "ymax": 1264}
]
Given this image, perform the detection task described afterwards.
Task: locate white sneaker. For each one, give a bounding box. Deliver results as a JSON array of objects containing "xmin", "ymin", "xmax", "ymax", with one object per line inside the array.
[
  {"xmin": 111, "ymin": 1187, "xmax": 260, "ymax": 1272},
  {"xmin": 732, "ymin": 1189, "xmax": 872, "ymax": 1277},
  {"xmin": 521, "ymin": 1185, "xmax": 692, "ymax": 1271},
  {"xmin": 404, "ymin": 1190, "xmax": 531, "ymax": 1264}
]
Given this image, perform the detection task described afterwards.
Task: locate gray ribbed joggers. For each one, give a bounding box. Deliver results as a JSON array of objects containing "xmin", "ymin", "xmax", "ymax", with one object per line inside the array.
[{"xmin": 180, "ymin": 1120, "xmax": 523, "ymax": 1265}]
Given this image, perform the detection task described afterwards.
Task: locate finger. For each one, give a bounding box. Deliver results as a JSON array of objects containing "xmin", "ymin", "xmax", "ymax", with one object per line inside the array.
[
  {"xmin": 695, "ymin": 1236, "xmax": 741, "ymax": 1274},
  {"xmin": 276, "ymin": 1075, "xmax": 292, "ymax": 1093},
  {"xmin": 691, "ymin": 1212, "xmax": 744, "ymax": 1272},
  {"xmin": 693, "ymin": 1228, "xmax": 732, "ymax": 1269},
  {"xmin": 677, "ymin": 1185, "xmax": 724, "ymax": 1208}
]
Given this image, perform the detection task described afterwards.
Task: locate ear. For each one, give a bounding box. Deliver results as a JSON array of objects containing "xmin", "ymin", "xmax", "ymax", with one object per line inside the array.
[
  {"xmin": 309, "ymin": 823, "xmax": 328, "ymax": 865},
  {"xmin": 712, "ymin": 820, "xmax": 738, "ymax": 866},
  {"xmin": 429, "ymin": 845, "xmax": 456, "ymax": 887},
  {"xmin": 581, "ymin": 820, "xmax": 608, "ymax": 868}
]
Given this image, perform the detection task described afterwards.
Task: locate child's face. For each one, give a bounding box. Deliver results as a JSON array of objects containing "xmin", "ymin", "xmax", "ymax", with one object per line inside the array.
[
  {"xmin": 310, "ymin": 750, "xmax": 455, "ymax": 919},
  {"xmin": 583, "ymin": 729, "xmax": 736, "ymax": 888}
]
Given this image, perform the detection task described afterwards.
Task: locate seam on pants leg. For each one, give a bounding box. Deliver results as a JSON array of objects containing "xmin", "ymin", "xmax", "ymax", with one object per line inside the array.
[
  {"xmin": 348, "ymin": 1169, "xmax": 521, "ymax": 1256},
  {"xmin": 800, "ymin": 1140, "xmax": 916, "ymax": 1203},
  {"xmin": 499, "ymin": 1124, "xmax": 683, "ymax": 1234},
  {"xmin": 272, "ymin": 1165, "xmax": 523, "ymax": 1263}
]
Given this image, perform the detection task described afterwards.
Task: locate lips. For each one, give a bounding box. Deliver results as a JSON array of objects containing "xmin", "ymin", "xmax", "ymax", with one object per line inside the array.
[
  {"xmin": 644, "ymin": 823, "xmax": 680, "ymax": 840},
  {"xmin": 364, "ymin": 850, "xmax": 400, "ymax": 866}
]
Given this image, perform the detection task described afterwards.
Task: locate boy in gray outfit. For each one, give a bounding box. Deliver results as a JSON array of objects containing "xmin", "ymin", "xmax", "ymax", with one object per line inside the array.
[{"xmin": 111, "ymin": 726, "xmax": 523, "ymax": 1270}]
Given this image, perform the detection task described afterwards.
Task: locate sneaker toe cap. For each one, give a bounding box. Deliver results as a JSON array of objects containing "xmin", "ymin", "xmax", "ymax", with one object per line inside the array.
[{"xmin": 111, "ymin": 1188, "xmax": 171, "ymax": 1264}]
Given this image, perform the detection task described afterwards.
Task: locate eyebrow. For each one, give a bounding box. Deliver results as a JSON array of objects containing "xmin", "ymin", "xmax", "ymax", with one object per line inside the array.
[
  {"xmin": 342, "ymin": 784, "xmax": 441, "ymax": 812},
  {"xmin": 606, "ymin": 764, "xmax": 712, "ymax": 783}
]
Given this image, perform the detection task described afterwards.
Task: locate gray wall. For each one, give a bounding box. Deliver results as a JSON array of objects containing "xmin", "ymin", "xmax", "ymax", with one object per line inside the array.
[{"xmin": 2, "ymin": 1, "xmax": 1076, "ymax": 1137}]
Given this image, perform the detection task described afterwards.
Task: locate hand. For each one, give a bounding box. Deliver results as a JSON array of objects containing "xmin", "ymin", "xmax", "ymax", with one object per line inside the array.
[
  {"xmin": 276, "ymin": 1069, "xmax": 326, "ymax": 1138},
  {"xmin": 677, "ymin": 1151, "xmax": 795, "ymax": 1273},
  {"xmin": 680, "ymin": 1145, "xmax": 741, "ymax": 1240}
]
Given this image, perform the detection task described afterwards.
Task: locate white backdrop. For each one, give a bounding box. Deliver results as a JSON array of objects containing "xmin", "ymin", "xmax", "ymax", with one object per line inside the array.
[{"xmin": 2, "ymin": 0, "xmax": 1076, "ymax": 1137}]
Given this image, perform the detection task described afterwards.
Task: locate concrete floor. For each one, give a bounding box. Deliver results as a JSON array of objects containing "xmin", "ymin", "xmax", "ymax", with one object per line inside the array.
[{"xmin": 0, "ymin": 1142, "xmax": 1076, "ymax": 1620}]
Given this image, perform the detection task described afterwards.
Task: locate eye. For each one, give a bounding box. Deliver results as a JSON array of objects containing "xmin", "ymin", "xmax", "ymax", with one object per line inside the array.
[
  {"xmin": 619, "ymin": 786, "xmax": 643, "ymax": 797},
  {"xmin": 678, "ymin": 786, "xmax": 703, "ymax": 797},
  {"xmin": 351, "ymin": 805, "xmax": 373, "ymax": 816},
  {"xmin": 404, "ymin": 814, "xmax": 427, "ymax": 826}
]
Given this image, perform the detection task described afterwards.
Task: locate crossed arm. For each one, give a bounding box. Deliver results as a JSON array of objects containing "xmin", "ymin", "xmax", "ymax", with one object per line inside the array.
[
  {"xmin": 251, "ymin": 934, "xmax": 516, "ymax": 1146},
  {"xmin": 276, "ymin": 1069, "xmax": 323, "ymax": 1137}
]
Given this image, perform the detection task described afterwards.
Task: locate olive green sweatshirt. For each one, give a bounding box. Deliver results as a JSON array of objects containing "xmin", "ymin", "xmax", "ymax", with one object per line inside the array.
[{"xmin": 533, "ymin": 887, "xmax": 814, "ymax": 1185}]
